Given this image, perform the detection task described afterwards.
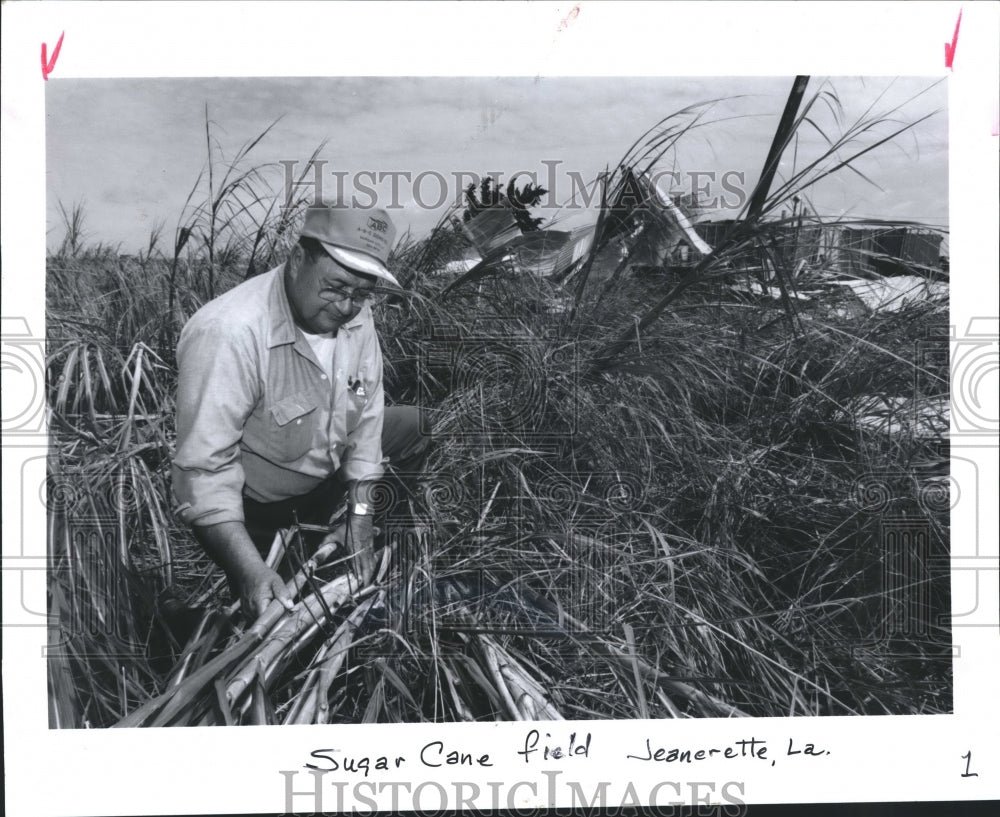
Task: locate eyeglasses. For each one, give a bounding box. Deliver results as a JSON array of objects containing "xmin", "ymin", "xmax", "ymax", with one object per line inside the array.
[{"xmin": 317, "ymin": 285, "xmax": 378, "ymax": 305}]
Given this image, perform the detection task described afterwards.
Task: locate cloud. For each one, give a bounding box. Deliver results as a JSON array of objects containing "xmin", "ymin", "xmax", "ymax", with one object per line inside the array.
[{"xmin": 46, "ymin": 76, "xmax": 948, "ymax": 253}]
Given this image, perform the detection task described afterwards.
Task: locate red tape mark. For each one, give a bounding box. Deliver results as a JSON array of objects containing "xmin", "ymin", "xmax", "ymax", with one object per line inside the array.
[
  {"xmin": 41, "ymin": 31, "xmax": 65, "ymax": 81},
  {"xmin": 557, "ymin": 4, "xmax": 581, "ymax": 33},
  {"xmin": 944, "ymin": 8, "xmax": 962, "ymax": 70}
]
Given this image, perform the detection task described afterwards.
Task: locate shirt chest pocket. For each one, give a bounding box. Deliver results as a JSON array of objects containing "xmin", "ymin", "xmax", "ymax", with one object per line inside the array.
[
  {"xmin": 268, "ymin": 392, "xmax": 318, "ymax": 462},
  {"xmin": 345, "ymin": 386, "xmax": 369, "ymax": 432}
]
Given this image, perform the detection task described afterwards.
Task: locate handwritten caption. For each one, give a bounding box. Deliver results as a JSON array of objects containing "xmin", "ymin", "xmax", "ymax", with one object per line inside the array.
[
  {"xmin": 626, "ymin": 735, "xmax": 828, "ymax": 768},
  {"xmin": 303, "ymin": 729, "xmax": 830, "ymax": 777}
]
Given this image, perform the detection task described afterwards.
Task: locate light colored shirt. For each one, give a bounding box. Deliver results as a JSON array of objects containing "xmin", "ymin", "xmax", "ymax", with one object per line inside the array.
[
  {"xmin": 171, "ymin": 265, "xmax": 385, "ymax": 527},
  {"xmin": 300, "ymin": 329, "xmax": 336, "ymax": 381}
]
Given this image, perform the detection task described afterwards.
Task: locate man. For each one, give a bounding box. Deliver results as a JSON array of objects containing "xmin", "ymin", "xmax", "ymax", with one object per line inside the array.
[{"xmin": 172, "ymin": 205, "xmax": 428, "ymax": 618}]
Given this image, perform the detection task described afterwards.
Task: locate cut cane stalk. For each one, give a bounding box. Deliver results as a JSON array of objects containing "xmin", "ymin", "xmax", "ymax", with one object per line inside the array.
[
  {"xmin": 440, "ymin": 663, "xmax": 476, "ymax": 722},
  {"xmin": 227, "ymin": 574, "xmax": 355, "ymax": 704},
  {"xmin": 495, "ymin": 648, "xmax": 564, "ymax": 721},
  {"xmin": 311, "ymin": 596, "xmax": 380, "ymax": 724},
  {"xmin": 281, "ymin": 641, "xmax": 330, "ymax": 726},
  {"xmin": 477, "ymin": 635, "xmax": 524, "ymax": 721},
  {"xmin": 113, "ymin": 534, "xmax": 348, "ymax": 727}
]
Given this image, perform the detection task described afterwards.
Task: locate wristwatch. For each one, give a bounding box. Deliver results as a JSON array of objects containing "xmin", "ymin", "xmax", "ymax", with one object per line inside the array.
[{"xmin": 351, "ymin": 502, "xmax": 371, "ymax": 517}]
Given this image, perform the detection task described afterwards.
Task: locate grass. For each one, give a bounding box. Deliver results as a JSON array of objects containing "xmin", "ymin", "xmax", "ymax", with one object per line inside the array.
[{"xmin": 46, "ymin": 82, "xmax": 951, "ymax": 727}]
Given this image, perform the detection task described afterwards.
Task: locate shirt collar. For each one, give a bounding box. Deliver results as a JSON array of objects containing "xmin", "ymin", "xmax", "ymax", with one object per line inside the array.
[{"xmin": 267, "ymin": 265, "xmax": 367, "ymax": 349}]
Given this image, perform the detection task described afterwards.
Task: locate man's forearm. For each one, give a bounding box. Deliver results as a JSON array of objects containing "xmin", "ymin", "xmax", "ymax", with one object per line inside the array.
[
  {"xmin": 192, "ymin": 521, "xmax": 267, "ymax": 587},
  {"xmin": 347, "ymin": 479, "xmax": 378, "ymax": 510},
  {"xmin": 342, "ymin": 484, "xmax": 377, "ymax": 587}
]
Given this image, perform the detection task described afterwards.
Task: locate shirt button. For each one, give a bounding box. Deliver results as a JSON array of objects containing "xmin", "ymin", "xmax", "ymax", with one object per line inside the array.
[
  {"xmin": 296, "ymin": 419, "xmax": 302, "ymax": 425},
  {"xmin": 321, "ymin": 374, "xmax": 328, "ymax": 380}
]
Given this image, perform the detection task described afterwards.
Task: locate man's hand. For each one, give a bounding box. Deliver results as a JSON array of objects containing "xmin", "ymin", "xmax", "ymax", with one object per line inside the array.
[
  {"xmin": 345, "ymin": 512, "xmax": 376, "ymax": 588},
  {"xmin": 238, "ymin": 563, "xmax": 295, "ymax": 620},
  {"xmin": 192, "ymin": 520, "xmax": 295, "ymax": 620}
]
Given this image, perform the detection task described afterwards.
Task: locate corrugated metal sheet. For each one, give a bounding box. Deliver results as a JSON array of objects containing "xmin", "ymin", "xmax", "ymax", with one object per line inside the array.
[
  {"xmin": 610, "ymin": 168, "xmax": 712, "ymax": 268},
  {"xmin": 828, "ymin": 275, "xmax": 947, "ymax": 312},
  {"xmin": 639, "ymin": 171, "xmax": 713, "ymax": 255},
  {"xmin": 833, "ymin": 226, "xmax": 944, "ymax": 276},
  {"xmin": 461, "ymin": 204, "xmax": 521, "ymax": 256}
]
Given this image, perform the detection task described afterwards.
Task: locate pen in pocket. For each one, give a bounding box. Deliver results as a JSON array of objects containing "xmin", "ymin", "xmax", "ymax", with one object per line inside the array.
[{"xmin": 347, "ymin": 376, "xmax": 367, "ymax": 399}]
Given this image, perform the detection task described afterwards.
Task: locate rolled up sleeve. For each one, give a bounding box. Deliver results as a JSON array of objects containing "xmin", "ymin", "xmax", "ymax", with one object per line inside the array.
[
  {"xmin": 172, "ymin": 320, "xmax": 260, "ymax": 527},
  {"xmin": 339, "ymin": 325, "xmax": 385, "ymax": 484}
]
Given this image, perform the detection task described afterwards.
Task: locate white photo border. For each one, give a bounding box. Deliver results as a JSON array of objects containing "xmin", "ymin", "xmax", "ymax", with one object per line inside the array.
[{"xmin": 2, "ymin": 2, "xmax": 997, "ymax": 814}]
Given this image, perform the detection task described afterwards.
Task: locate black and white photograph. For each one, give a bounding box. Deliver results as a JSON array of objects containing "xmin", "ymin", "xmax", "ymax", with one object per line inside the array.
[
  {"xmin": 43, "ymin": 73, "xmax": 954, "ymax": 729},
  {"xmin": 3, "ymin": 2, "xmax": 998, "ymax": 815}
]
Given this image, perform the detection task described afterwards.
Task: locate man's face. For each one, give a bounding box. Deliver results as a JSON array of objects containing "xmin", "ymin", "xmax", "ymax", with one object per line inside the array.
[{"xmin": 286, "ymin": 245, "xmax": 377, "ymax": 334}]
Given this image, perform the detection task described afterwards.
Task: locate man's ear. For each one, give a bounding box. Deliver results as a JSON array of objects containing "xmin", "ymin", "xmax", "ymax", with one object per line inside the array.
[{"xmin": 287, "ymin": 243, "xmax": 305, "ymax": 280}]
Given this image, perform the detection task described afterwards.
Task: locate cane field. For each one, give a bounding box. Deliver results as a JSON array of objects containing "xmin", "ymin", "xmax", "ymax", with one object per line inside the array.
[{"xmin": 46, "ymin": 86, "xmax": 952, "ymax": 727}]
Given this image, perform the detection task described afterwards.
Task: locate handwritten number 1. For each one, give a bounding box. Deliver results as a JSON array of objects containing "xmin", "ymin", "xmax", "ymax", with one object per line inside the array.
[{"xmin": 961, "ymin": 751, "xmax": 978, "ymax": 778}]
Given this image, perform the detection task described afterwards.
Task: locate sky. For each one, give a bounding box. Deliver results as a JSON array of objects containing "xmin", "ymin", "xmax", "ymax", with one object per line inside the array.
[{"xmin": 45, "ymin": 76, "xmax": 948, "ymax": 254}]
